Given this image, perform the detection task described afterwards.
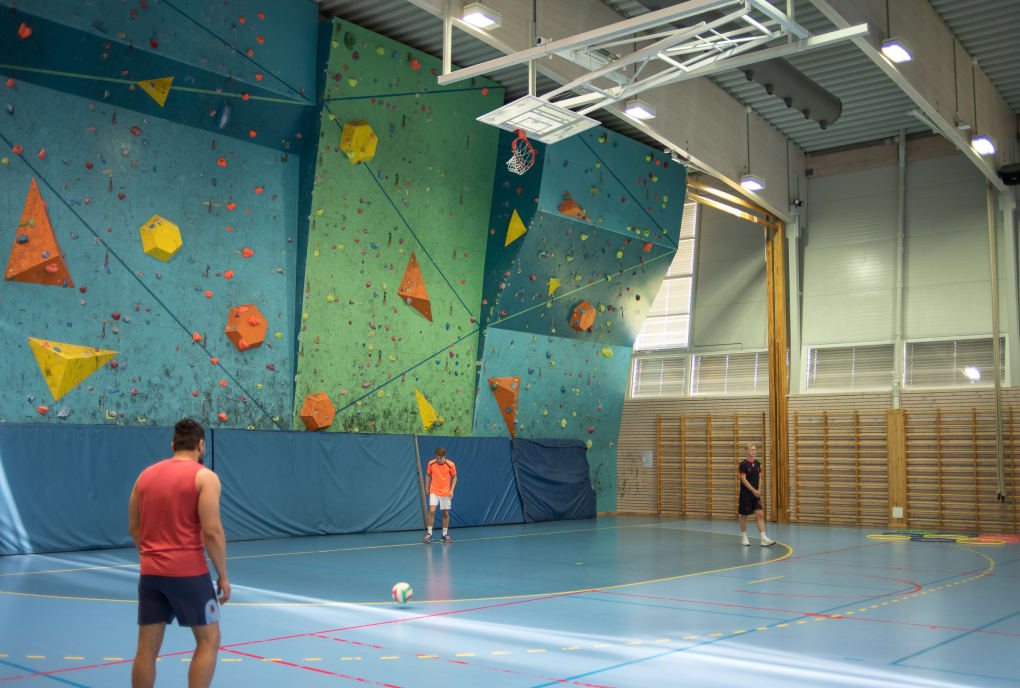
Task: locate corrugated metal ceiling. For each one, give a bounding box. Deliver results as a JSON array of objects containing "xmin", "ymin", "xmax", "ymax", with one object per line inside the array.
[
  {"xmin": 316, "ymin": 0, "xmax": 1017, "ymax": 155},
  {"xmin": 928, "ymin": 0, "xmax": 1020, "ymax": 114}
]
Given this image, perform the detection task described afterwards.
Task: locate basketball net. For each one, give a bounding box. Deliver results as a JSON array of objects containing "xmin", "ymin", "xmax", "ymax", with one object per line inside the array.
[{"xmin": 507, "ymin": 129, "xmax": 535, "ymax": 175}]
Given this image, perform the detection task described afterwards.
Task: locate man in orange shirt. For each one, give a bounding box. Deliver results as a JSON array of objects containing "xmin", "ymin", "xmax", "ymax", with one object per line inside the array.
[
  {"xmin": 128, "ymin": 418, "xmax": 230, "ymax": 688},
  {"xmin": 424, "ymin": 447, "xmax": 457, "ymax": 543}
]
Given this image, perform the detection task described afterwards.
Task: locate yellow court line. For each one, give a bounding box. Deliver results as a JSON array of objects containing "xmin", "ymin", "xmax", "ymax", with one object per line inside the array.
[
  {"xmin": 748, "ymin": 575, "xmax": 784, "ymax": 584},
  {"xmin": 0, "ymin": 525, "xmax": 792, "ymax": 606}
]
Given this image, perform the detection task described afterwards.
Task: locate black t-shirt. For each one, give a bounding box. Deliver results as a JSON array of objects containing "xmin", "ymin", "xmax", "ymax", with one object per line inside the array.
[{"xmin": 739, "ymin": 459, "xmax": 761, "ymax": 495}]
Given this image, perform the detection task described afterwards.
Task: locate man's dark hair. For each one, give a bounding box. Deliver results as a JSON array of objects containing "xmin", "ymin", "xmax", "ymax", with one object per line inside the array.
[
  {"xmin": 435, "ymin": 447, "xmax": 446, "ymax": 458},
  {"xmin": 172, "ymin": 418, "xmax": 205, "ymax": 451}
]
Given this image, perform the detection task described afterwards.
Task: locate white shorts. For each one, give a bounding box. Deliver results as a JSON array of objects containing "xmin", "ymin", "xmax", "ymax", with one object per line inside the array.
[{"xmin": 429, "ymin": 494, "xmax": 452, "ymax": 510}]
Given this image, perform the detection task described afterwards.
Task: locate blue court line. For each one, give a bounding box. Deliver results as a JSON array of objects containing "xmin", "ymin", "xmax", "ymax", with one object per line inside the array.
[
  {"xmin": 162, "ymin": 0, "xmax": 311, "ymax": 104},
  {"xmin": 0, "ymin": 130, "xmax": 287, "ymax": 430},
  {"xmin": 572, "ymin": 593, "xmax": 779, "ymax": 623},
  {"xmin": 893, "ymin": 662, "xmax": 1020, "ymax": 684},
  {"xmin": 530, "ymin": 553, "xmax": 992, "ymax": 687},
  {"xmin": 890, "ymin": 609, "xmax": 1020, "ymax": 666},
  {"xmin": 576, "ymin": 135, "xmax": 672, "ymax": 245},
  {"xmin": 325, "ymin": 85, "xmax": 499, "ymax": 102},
  {"xmin": 334, "ymin": 328, "xmax": 479, "ymax": 414},
  {"xmin": 0, "ymin": 658, "xmax": 94, "ymax": 687},
  {"xmin": 321, "ymin": 104, "xmax": 476, "ymax": 319}
]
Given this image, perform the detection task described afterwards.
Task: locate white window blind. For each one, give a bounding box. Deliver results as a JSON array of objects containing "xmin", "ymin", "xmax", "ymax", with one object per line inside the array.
[
  {"xmin": 904, "ymin": 337, "xmax": 1005, "ymax": 389},
  {"xmin": 690, "ymin": 351, "xmax": 768, "ymax": 396},
  {"xmin": 805, "ymin": 344, "xmax": 895, "ymax": 392},
  {"xmin": 630, "ymin": 356, "xmax": 688, "ymax": 398},
  {"xmin": 635, "ymin": 202, "xmax": 698, "ymax": 352}
]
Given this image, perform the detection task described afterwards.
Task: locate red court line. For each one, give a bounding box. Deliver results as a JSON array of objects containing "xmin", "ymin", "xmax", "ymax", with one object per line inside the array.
[
  {"xmin": 223, "ymin": 649, "xmax": 403, "ymax": 688},
  {"xmin": 311, "ymin": 634, "xmax": 619, "ymax": 688},
  {"xmin": 596, "ymin": 591, "xmax": 1020, "ymax": 637},
  {"xmin": 735, "ymin": 574, "xmax": 922, "ymax": 600},
  {"xmin": 222, "ymin": 590, "xmax": 587, "ymax": 650},
  {"xmin": 735, "ymin": 591, "xmax": 860, "ymax": 599}
]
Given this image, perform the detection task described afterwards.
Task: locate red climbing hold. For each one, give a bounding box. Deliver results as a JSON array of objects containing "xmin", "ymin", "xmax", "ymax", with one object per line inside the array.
[
  {"xmin": 217, "ymin": 158, "xmax": 227, "ymax": 167},
  {"xmin": 192, "ymin": 332, "xmax": 203, "ymax": 341},
  {"xmin": 226, "ymin": 202, "xmax": 237, "ymax": 211},
  {"xmin": 210, "ymin": 357, "xmax": 219, "ymax": 365},
  {"xmin": 12, "ymin": 145, "xmax": 22, "ymax": 155},
  {"xmin": 5, "ymin": 78, "xmax": 14, "ymax": 88},
  {"xmin": 217, "ymin": 412, "xmax": 228, "ymax": 422},
  {"xmin": 249, "ymin": 129, "xmax": 257, "ymax": 138},
  {"xmin": 37, "ymin": 405, "xmax": 48, "ymax": 415},
  {"xmin": 410, "ymin": 58, "xmax": 421, "ymax": 70},
  {"xmin": 224, "ymin": 270, "xmax": 234, "ymax": 279},
  {"xmin": 17, "ymin": 22, "xmax": 32, "ymax": 39},
  {"xmin": 242, "ymin": 248, "xmax": 254, "ymax": 258},
  {"xmin": 36, "ymin": 148, "xmax": 46, "ymax": 160}
]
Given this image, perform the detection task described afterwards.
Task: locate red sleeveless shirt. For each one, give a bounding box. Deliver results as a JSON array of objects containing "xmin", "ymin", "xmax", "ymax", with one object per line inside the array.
[{"xmin": 136, "ymin": 458, "xmax": 209, "ymax": 576}]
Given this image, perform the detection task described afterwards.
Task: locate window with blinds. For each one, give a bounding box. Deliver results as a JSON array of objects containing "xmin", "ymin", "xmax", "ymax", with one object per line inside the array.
[
  {"xmin": 630, "ymin": 356, "xmax": 688, "ymax": 398},
  {"xmin": 804, "ymin": 344, "xmax": 895, "ymax": 392},
  {"xmin": 633, "ymin": 202, "xmax": 698, "ymax": 352},
  {"xmin": 904, "ymin": 337, "xmax": 1006, "ymax": 389},
  {"xmin": 690, "ymin": 351, "xmax": 769, "ymax": 396}
]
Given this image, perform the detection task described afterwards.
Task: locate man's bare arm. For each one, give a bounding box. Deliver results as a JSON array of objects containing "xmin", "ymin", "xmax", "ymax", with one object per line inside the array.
[{"xmin": 196, "ymin": 469, "xmax": 230, "ymax": 603}]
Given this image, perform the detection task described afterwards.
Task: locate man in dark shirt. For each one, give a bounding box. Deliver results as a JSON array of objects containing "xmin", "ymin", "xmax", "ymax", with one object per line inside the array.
[{"xmin": 738, "ymin": 443, "xmax": 775, "ymax": 547}]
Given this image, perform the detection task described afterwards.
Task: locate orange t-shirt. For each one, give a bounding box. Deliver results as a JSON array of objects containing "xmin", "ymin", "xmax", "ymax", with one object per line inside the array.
[{"xmin": 427, "ymin": 459, "xmax": 456, "ymax": 497}]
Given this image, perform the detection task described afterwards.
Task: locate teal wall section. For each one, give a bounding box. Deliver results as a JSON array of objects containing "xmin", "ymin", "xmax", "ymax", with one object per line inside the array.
[
  {"xmin": 476, "ymin": 127, "xmax": 688, "ymax": 511},
  {"xmin": 293, "ymin": 19, "xmax": 503, "ymax": 435},
  {"xmin": 0, "ymin": 1, "xmax": 318, "ymax": 427}
]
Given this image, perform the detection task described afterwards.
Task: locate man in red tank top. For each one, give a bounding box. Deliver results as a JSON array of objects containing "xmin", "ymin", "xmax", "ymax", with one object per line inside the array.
[{"xmin": 128, "ymin": 419, "xmax": 230, "ymax": 688}]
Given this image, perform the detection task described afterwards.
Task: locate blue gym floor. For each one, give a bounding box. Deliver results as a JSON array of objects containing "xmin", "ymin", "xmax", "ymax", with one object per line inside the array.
[{"xmin": 0, "ymin": 516, "xmax": 1017, "ymax": 687}]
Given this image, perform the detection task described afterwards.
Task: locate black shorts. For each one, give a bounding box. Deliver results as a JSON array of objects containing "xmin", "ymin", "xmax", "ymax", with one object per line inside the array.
[
  {"xmin": 738, "ymin": 492, "xmax": 763, "ymax": 515},
  {"xmin": 138, "ymin": 573, "xmax": 220, "ymax": 627}
]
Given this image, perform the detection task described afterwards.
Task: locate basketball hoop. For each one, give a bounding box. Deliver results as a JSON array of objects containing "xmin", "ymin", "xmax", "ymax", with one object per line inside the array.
[{"xmin": 507, "ymin": 129, "xmax": 535, "ymax": 175}]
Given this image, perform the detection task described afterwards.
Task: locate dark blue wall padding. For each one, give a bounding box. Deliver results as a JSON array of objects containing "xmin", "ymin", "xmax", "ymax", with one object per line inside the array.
[
  {"xmin": 0, "ymin": 423, "xmax": 173, "ymax": 555},
  {"xmin": 216, "ymin": 430, "xmax": 422, "ymax": 541},
  {"xmin": 511, "ymin": 438, "xmax": 596, "ymax": 523},
  {"xmin": 415, "ymin": 437, "xmax": 523, "ymax": 528}
]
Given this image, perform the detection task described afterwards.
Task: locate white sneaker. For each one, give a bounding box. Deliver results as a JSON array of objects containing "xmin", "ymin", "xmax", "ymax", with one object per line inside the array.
[
  {"xmin": 760, "ymin": 536, "xmax": 776, "ymax": 547},
  {"xmin": 741, "ymin": 537, "xmax": 750, "ymax": 546}
]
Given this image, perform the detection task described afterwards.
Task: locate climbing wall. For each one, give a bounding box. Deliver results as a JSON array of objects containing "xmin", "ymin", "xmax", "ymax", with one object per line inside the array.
[
  {"xmin": 0, "ymin": 1, "xmax": 319, "ymax": 427},
  {"xmin": 293, "ymin": 19, "xmax": 503, "ymax": 434},
  {"xmin": 475, "ymin": 127, "xmax": 688, "ymax": 511}
]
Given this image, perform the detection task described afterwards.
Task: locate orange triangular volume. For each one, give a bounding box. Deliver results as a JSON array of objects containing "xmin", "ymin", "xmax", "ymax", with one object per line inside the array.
[
  {"xmin": 138, "ymin": 77, "xmax": 174, "ymax": 107},
  {"xmin": 5, "ymin": 178, "xmax": 73, "ymax": 288},
  {"xmin": 488, "ymin": 376, "xmax": 521, "ymax": 438},
  {"xmin": 398, "ymin": 251, "xmax": 432, "ymax": 322}
]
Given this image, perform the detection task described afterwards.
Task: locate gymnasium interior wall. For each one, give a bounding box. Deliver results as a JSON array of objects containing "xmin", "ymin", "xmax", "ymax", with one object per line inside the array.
[
  {"xmin": 618, "ymin": 139, "xmax": 1020, "ymax": 531},
  {"xmin": 0, "ymin": 0, "xmax": 320, "ymax": 428}
]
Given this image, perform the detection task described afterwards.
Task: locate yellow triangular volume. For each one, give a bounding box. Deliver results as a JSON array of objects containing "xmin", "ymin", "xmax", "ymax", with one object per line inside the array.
[
  {"xmin": 138, "ymin": 77, "xmax": 174, "ymax": 107},
  {"xmin": 505, "ymin": 209, "xmax": 527, "ymax": 247},
  {"xmin": 28, "ymin": 338, "xmax": 117, "ymax": 401},
  {"xmin": 549, "ymin": 277, "xmax": 561, "ymax": 296},
  {"xmin": 413, "ymin": 387, "xmax": 444, "ymax": 432}
]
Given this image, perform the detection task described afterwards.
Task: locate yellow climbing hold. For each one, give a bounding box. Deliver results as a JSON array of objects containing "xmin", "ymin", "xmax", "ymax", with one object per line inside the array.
[
  {"xmin": 506, "ymin": 209, "xmax": 527, "ymax": 246},
  {"xmin": 548, "ymin": 277, "xmax": 561, "ymax": 296},
  {"xmin": 601, "ymin": 346, "xmax": 613, "ymax": 357}
]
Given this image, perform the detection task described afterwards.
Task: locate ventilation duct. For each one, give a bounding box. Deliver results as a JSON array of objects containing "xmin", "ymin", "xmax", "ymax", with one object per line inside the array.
[{"xmin": 742, "ymin": 58, "xmax": 842, "ymax": 129}]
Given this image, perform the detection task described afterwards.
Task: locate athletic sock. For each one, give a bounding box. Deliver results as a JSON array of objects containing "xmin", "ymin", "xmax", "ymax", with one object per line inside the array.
[
  {"xmin": 443, "ymin": 528, "xmax": 448, "ymax": 536},
  {"xmin": 760, "ymin": 531, "xmax": 768, "ymax": 540},
  {"xmin": 427, "ymin": 527, "xmax": 432, "ymax": 535}
]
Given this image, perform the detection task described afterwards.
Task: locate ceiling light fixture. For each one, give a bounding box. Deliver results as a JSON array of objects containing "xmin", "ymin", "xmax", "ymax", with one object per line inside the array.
[
  {"xmin": 740, "ymin": 174, "xmax": 765, "ymax": 192},
  {"xmin": 881, "ymin": 38, "xmax": 912, "ymax": 63},
  {"xmin": 623, "ymin": 98, "xmax": 655, "ymax": 120},
  {"xmin": 970, "ymin": 134, "xmax": 996, "ymax": 157},
  {"xmin": 462, "ymin": 3, "xmax": 502, "ymax": 29}
]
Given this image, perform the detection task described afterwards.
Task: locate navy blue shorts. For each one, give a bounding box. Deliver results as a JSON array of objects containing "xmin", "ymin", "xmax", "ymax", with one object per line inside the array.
[{"xmin": 138, "ymin": 574, "xmax": 220, "ymax": 627}]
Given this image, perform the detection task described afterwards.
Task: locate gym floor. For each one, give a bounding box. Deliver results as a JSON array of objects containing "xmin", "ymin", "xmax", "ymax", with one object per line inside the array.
[{"xmin": 0, "ymin": 516, "xmax": 1017, "ymax": 687}]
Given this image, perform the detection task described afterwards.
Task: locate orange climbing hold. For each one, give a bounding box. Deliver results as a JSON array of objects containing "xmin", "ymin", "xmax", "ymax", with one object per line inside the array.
[
  {"xmin": 398, "ymin": 252, "xmax": 432, "ymax": 322},
  {"xmin": 224, "ymin": 303, "xmax": 267, "ymax": 351},
  {"xmin": 300, "ymin": 392, "xmax": 335, "ymax": 431},
  {"xmin": 488, "ymin": 377, "xmax": 521, "ymax": 438},
  {"xmin": 242, "ymin": 248, "xmax": 254, "ymax": 258},
  {"xmin": 558, "ymin": 192, "xmax": 591, "ymax": 222},
  {"xmin": 5, "ymin": 178, "xmax": 74, "ymax": 288},
  {"xmin": 570, "ymin": 300, "xmax": 596, "ymax": 332}
]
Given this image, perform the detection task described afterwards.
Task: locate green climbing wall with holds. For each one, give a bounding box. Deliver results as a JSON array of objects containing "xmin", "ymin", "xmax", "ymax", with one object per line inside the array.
[{"xmin": 293, "ymin": 19, "xmax": 503, "ymax": 434}]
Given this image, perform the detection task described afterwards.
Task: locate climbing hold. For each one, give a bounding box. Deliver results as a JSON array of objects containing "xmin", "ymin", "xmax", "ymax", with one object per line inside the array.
[
  {"xmin": 17, "ymin": 22, "xmax": 32, "ymax": 39},
  {"xmin": 138, "ymin": 214, "xmax": 182, "ymax": 261},
  {"xmin": 224, "ymin": 303, "xmax": 267, "ymax": 351},
  {"xmin": 28, "ymin": 338, "xmax": 117, "ymax": 401},
  {"xmin": 487, "ymin": 377, "xmax": 521, "ymax": 438},
  {"xmin": 340, "ymin": 120, "xmax": 378, "ymax": 164},
  {"xmin": 414, "ymin": 387, "xmax": 443, "ymax": 431},
  {"xmin": 300, "ymin": 392, "xmax": 335, "ymax": 431},
  {"xmin": 398, "ymin": 252, "xmax": 432, "ymax": 322},
  {"xmin": 224, "ymin": 270, "xmax": 234, "ymax": 279},
  {"xmin": 505, "ymin": 209, "xmax": 527, "ymax": 246},
  {"xmin": 241, "ymin": 248, "xmax": 254, "ymax": 258},
  {"xmin": 193, "ymin": 332, "xmax": 202, "ymax": 342},
  {"xmin": 5, "ymin": 178, "xmax": 74, "ymax": 287},
  {"xmin": 558, "ymin": 192, "xmax": 590, "ymax": 221},
  {"xmin": 601, "ymin": 346, "xmax": 613, "ymax": 358},
  {"xmin": 548, "ymin": 277, "xmax": 561, "ymax": 296},
  {"xmin": 12, "ymin": 145, "xmax": 22, "ymax": 155},
  {"xmin": 217, "ymin": 412, "xmax": 228, "ymax": 422},
  {"xmin": 137, "ymin": 77, "xmax": 173, "ymax": 107},
  {"xmin": 570, "ymin": 300, "xmax": 596, "ymax": 332}
]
